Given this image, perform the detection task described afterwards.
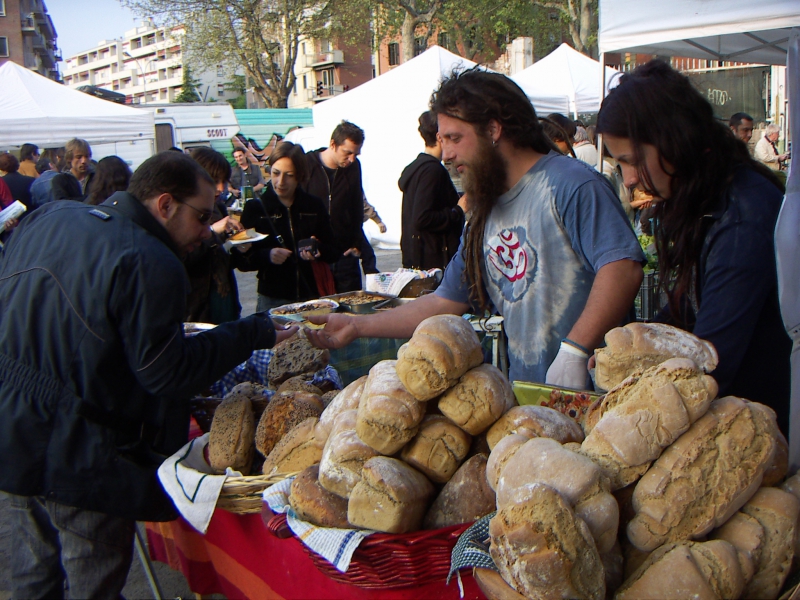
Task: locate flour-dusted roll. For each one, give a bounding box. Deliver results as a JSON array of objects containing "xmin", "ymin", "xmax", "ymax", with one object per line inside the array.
[
  {"xmin": 489, "ymin": 483, "xmax": 605, "ymax": 600},
  {"xmin": 261, "ymin": 417, "xmax": 327, "ymax": 475},
  {"xmin": 423, "ymin": 454, "xmax": 496, "ymax": 529},
  {"xmin": 437, "ymin": 364, "xmax": 517, "ymax": 435},
  {"xmin": 628, "ymin": 397, "xmax": 779, "ymax": 552},
  {"xmin": 317, "ymin": 375, "xmax": 366, "ymax": 439},
  {"xmin": 581, "ymin": 358, "xmax": 718, "ymax": 490},
  {"xmin": 289, "ymin": 464, "xmax": 350, "ymax": 529},
  {"xmin": 486, "ymin": 434, "xmax": 528, "ymax": 491},
  {"xmin": 208, "ymin": 394, "xmax": 255, "ymax": 474},
  {"xmin": 347, "ymin": 456, "xmax": 435, "ymax": 533},
  {"xmin": 356, "ymin": 360, "xmax": 426, "ymax": 455},
  {"xmin": 594, "ymin": 322, "xmax": 719, "ymax": 391},
  {"xmin": 395, "ymin": 315, "xmax": 483, "ymax": 401},
  {"xmin": 254, "ymin": 391, "xmax": 323, "ymax": 458},
  {"xmin": 485, "ymin": 404, "xmax": 584, "ymax": 450},
  {"xmin": 400, "ymin": 415, "xmax": 472, "ymax": 483},
  {"xmin": 317, "ymin": 410, "xmax": 379, "ymax": 499},
  {"xmin": 268, "ymin": 329, "xmax": 330, "ymax": 385},
  {"xmin": 615, "ymin": 540, "xmax": 745, "ymax": 600},
  {"xmin": 494, "ymin": 436, "xmax": 619, "ymax": 554}
]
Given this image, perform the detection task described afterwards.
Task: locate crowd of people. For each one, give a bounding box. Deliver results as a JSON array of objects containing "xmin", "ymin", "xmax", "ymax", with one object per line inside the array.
[{"xmin": 0, "ymin": 58, "xmax": 792, "ymax": 597}]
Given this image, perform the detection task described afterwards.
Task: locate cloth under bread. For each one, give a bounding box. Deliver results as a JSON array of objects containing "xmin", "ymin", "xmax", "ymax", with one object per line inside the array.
[{"xmin": 264, "ymin": 477, "xmax": 373, "ymax": 572}]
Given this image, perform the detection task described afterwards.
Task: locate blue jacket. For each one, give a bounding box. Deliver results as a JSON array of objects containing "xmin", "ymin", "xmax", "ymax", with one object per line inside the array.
[{"xmin": 0, "ymin": 191, "xmax": 276, "ymax": 520}]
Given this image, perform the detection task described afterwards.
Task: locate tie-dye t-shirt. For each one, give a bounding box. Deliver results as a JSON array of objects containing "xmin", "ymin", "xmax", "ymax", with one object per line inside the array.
[{"xmin": 436, "ymin": 152, "xmax": 643, "ymax": 383}]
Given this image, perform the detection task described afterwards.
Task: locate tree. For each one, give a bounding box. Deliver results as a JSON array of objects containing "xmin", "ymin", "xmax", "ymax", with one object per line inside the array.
[
  {"xmin": 122, "ymin": 0, "xmax": 336, "ymax": 108},
  {"xmin": 224, "ymin": 74, "xmax": 247, "ymax": 109},
  {"xmin": 530, "ymin": 0, "xmax": 596, "ymax": 55},
  {"xmin": 174, "ymin": 65, "xmax": 202, "ymax": 102}
]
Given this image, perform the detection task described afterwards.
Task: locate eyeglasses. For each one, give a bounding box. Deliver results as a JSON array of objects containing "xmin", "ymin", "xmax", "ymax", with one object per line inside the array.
[{"xmin": 178, "ymin": 200, "xmax": 213, "ymax": 225}]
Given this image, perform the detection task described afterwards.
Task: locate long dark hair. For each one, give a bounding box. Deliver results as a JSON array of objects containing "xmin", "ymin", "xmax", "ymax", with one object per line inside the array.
[
  {"xmin": 86, "ymin": 156, "xmax": 132, "ymax": 205},
  {"xmin": 430, "ymin": 67, "xmax": 556, "ymax": 311},
  {"xmin": 597, "ymin": 60, "xmax": 783, "ymax": 320}
]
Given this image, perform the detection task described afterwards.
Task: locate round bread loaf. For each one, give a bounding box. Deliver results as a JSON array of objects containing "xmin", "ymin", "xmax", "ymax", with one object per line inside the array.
[
  {"xmin": 318, "ymin": 410, "xmax": 379, "ymax": 499},
  {"xmin": 277, "ymin": 375, "xmax": 323, "ymax": 396},
  {"xmin": 438, "ymin": 364, "xmax": 516, "ymax": 435},
  {"xmin": 423, "ymin": 454, "xmax": 496, "ymax": 529},
  {"xmin": 395, "ymin": 315, "xmax": 483, "ymax": 401},
  {"xmin": 208, "ymin": 394, "xmax": 255, "ymax": 474},
  {"xmin": 317, "ymin": 376, "xmax": 366, "ymax": 439},
  {"xmin": 254, "ymin": 391, "xmax": 323, "ymax": 458},
  {"xmin": 400, "ymin": 414, "xmax": 472, "ymax": 483},
  {"xmin": 261, "ymin": 417, "xmax": 326, "ymax": 475},
  {"xmin": 485, "ymin": 404, "xmax": 584, "ymax": 450},
  {"xmin": 289, "ymin": 464, "xmax": 350, "ymax": 528}
]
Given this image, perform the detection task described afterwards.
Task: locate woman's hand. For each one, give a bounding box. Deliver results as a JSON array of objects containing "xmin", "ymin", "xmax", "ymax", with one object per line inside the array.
[
  {"xmin": 3, "ymin": 218, "xmax": 19, "ymax": 232},
  {"xmin": 270, "ymin": 248, "xmax": 293, "ymax": 265},
  {"xmin": 211, "ymin": 216, "xmax": 244, "ymax": 237},
  {"xmin": 299, "ymin": 236, "xmax": 322, "ymax": 261}
]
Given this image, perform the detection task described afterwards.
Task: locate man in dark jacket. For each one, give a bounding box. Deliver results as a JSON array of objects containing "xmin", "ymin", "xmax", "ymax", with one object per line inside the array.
[
  {"xmin": 400, "ymin": 111, "xmax": 466, "ymax": 270},
  {"xmin": 0, "ymin": 151, "xmax": 296, "ymax": 598},
  {"xmin": 303, "ymin": 120, "xmax": 366, "ymax": 293}
]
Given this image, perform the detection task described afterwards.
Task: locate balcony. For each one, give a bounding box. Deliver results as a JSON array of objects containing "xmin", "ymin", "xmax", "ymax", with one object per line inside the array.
[
  {"xmin": 305, "ymin": 49, "xmax": 344, "ymax": 68},
  {"xmin": 307, "ymin": 84, "xmax": 346, "ymax": 102}
]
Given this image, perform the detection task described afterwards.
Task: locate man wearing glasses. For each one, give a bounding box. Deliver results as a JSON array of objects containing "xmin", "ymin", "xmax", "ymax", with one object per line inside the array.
[
  {"xmin": 17, "ymin": 143, "xmax": 40, "ymax": 178},
  {"xmin": 0, "ymin": 151, "xmax": 297, "ymax": 598}
]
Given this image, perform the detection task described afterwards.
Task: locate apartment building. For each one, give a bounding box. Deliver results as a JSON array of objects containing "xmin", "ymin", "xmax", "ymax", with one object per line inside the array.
[
  {"xmin": 62, "ymin": 20, "xmax": 232, "ymax": 105},
  {"xmin": 0, "ymin": 0, "xmax": 61, "ymax": 81}
]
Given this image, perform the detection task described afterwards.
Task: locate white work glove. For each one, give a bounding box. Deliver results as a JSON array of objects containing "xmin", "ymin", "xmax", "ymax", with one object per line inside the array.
[{"xmin": 545, "ymin": 341, "xmax": 591, "ymax": 390}]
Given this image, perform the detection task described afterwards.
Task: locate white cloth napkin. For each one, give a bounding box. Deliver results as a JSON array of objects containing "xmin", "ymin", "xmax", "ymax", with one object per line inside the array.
[
  {"xmin": 263, "ymin": 478, "xmax": 373, "ymax": 572},
  {"xmin": 157, "ymin": 433, "xmax": 242, "ymax": 534}
]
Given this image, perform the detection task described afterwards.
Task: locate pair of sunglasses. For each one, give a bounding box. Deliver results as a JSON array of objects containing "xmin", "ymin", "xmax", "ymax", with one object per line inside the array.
[{"xmin": 178, "ymin": 200, "xmax": 213, "ymax": 225}]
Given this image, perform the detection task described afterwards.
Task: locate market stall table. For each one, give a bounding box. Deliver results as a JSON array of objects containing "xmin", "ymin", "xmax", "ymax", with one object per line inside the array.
[{"xmin": 146, "ymin": 510, "xmax": 484, "ymax": 599}]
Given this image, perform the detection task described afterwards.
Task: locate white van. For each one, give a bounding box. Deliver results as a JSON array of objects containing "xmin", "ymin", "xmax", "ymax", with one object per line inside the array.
[{"xmin": 147, "ymin": 103, "xmax": 241, "ymax": 152}]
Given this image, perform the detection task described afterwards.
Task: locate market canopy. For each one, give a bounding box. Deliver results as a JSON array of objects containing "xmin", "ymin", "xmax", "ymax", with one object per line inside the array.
[
  {"xmin": 312, "ymin": 46, "xmax": 477, "ymax": 246},
  {"xmin": 0, "ymin": 61, "xmax": 155, "ymax": 149},
  {"xmin": 598, "ymin": 0, "xmax": 800, "ymax": 64},
  {"xmin": 510, "ymin": 43, "xmax": 619, "ymax": 117}
]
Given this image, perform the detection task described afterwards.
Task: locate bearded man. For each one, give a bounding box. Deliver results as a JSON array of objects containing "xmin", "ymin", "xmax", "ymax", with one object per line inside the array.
[{"xmin": 306, "ymin": 68, "xmax": 644, "ymax": 389}]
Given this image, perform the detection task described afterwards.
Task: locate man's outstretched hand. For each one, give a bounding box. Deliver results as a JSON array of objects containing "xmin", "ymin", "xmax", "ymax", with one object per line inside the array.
[
  {"xmin": 274, "ymin": 324, "xmax": 300, "ymax": 344},
  {"xmin": 305, "ymin": 313, "xmax": 359, "ymax": 349}
]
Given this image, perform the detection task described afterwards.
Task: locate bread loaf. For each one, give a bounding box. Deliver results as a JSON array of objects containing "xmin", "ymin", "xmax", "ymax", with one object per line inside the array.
[
  {"xmin": 318, "ymin": 410, "xmax": 379, "ymax": 498},
  {"xmin": 486, "ymin": 433, "xmax": 528, "ymax": 490},
  {"xmin": 762, "ymin": 429, "xmax": 789, "ymax": 487},
  {"xmin": 437, "ymin": 364, "xmax": 516, "ymax": 435},
  {"xmin": 615, "ymin": 540, "xmax": 745, "ymax": 600},
  {"xmin": 347, "ymin": 456, "xmax": 435, "ymax": 533},
  {"xmin": 423, "ymin": 454, "xmax": 496, "ymax": 529},
  {"xmin": 319, "ymin": 390, "xmax": 339, "ymax": 408},
  {"xmin": 277, "ymin": 375, "xmax": 323, "ymax": 396},
  {"xmin": 628, "ymin": 397, "xmax": 779, "ymax": 551},
  {"xmin": 289, "ymin": 465, "xmax": 350, "ymax": 528},
  {"xmin": 400, "ymin": 415, "xmax": 472, "ymax": 483},
  {"xmin": 254, "ymin": 391, "xmax": 323, "ymax": 457},
  {"xmin": 226, "ymin": 381, "xmax": 270, "ymax": 399},
  {"xmin": 472, "ymin": 568, "xmax": 528, "ymax": 600},
  {"xmin": 581, "ymin": 358, "xmax": 718, "ymax": 490},
  {"xmin": 395, "ymin": 315, "xmax": 483, "ymax": 401},
  {"xmin": 317, "ymin": 376, "xmax": 366, "ymax": 439},
  {"xmin": 594, "ymin": 322, "xmax": 719, "ymax": 391},
  {"xmin": 781, "ymin": 473, "xmax": 800, "ymax": 561},
  {"xmin": 485, "ymin": 405, "xmax": 584, "ymax": 450},
  {"xmin": 208, "ymin": 394, "xmax": 255, "ymax": 474},
  {"xmin": 267, "ymin": 329, "xmax": 330, "ymax": 384},
  {"xmin": 356, "ymin": 361, "xmax": 425, "ymax": 455},
  {"xmin": 489, "ymin": 483, "xmax": 605, "ymax": 600},
  {"xmin": 261, "ymin": 417, "xmax": 327, "ymax": 475}
]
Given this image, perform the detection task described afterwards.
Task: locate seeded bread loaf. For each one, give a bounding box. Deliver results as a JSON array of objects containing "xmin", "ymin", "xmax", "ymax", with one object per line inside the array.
[
  {"xmin": 628, "ymin": 397, "xmax": 779, "ymax": 551},
  {"xmin": 267, "ymin": 329, "xmax": 330, "ymax": 384},
  {"xmin": 594, "ymin": 322, "xmax": 718, "ymax": 391},
  {"xmin": 347, "ymin": 456, "xmax": 435, "ymax": 533},
  {"xmin": 276, "ymin": 375, "xmax": 323, "ymax": 396},
  {"xmin": 261, "ymin": 417, "xmax": 327, "ymax": 475},
  {"xmin": 289, "ymin": 464, "xmax": 350, "ymax": 528},
  {"xmin": 485, "ymin": 404, "xmax": 584, "ymax": 450},
  {"xmin": 254, "ymin": 391, "xmax": 323, "ymax": 457},
  {"xmin": 581, "ymin": 358, "xmax": 718, "ymax": 490},
  {"xmin": 395, "ymin": 315, "xmax": 483, "ymax": 401},
  {"xmin": 318, "ymin": 410, "xmax": 379, "ymax": 499},
  {"xmin": 319, "ymin": 390, "xmax": 339, "ymax": 408},
  {"xmin": 208, "ymin": 394, "xmax": 255, "ymax": 474},
  {"xmin": 423, "ymin": 454, "xmax": 496, "ymax": 529},
  {"xmin": 489, "ymin": 483, "xmax": 605, "ymax": 600},
  {"xmin": 400, "ymin": 415, "xmax": 472, "ymax": 483},
  {"xmin": 356, "ymin": 361, "xmax": 426, "ymax": 455},
  {"xmin": 317, "ymin": 376, "xmax": 366, "ymax": 439},
  {"xmin": 615, "ymin": 539, "xmax": 745, "ymax": 600},
  {"xmin": 437, "ymin": 364, "xmax": 517, "ymax": 435}
]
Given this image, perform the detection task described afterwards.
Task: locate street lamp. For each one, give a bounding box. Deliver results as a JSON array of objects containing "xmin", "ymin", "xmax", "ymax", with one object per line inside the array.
[{"xmin": 123, "ymin": 51, "xmax": 148, "ymax": 104}]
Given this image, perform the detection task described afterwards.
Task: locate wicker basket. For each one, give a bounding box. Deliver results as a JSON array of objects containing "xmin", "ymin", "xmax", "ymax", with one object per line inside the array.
[
  {"xmin": 216, "ymin": 472, "xmax": 297, "ymax": 515},
  {"xmin": 265, "ymin": 512, "xmax": 471, "ymax": 589}
]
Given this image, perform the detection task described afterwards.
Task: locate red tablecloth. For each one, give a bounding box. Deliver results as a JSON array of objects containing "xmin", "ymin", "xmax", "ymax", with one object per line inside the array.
[{"xmin": 146, "ymin": 510, "xmax": 485, "ymax": 599}]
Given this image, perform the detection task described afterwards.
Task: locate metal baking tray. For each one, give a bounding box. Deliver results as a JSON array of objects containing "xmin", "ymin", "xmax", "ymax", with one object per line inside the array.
[
  {"xmin": 320, "ymin": 291, "xmax": 396, "ymax": 313},
  {"xmin": 372, "ymin": 297, "xmax": 417, "ymax": 311}
]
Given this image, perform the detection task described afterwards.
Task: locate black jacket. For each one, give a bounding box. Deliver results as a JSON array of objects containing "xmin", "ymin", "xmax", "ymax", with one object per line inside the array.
[
  {"xmin": 399, "ymin": 153, "xmax": 464, "ymax": 270},
  {"xmin": 2, "ymin": 172, "xmax": 35, "ymax": 210},
  {"xmin": 304, "ymin": 149, "xmax": 364, "ymax": 252},
  {"xmin": 239, "ymin": 183, "xmax": 338, "ymax": 301},
  {"xmin": 0, "ymin": 192, "xmax": 277, "ymax": 521}
]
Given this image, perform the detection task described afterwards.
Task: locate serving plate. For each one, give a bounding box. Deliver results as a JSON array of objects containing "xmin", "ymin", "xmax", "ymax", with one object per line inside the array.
[
  {"xmin": 268, "ymin": 299, "xmax": 339, "ymax": 321},
  {"xmin": 228, "ymin": 228, "xmax": 268, "ymax": 246}
]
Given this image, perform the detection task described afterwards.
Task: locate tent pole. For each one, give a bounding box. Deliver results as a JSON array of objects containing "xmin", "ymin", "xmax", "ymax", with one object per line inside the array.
[{"xmin": 596, "ymin": 52, "xmax": 606, "ymax": 172}]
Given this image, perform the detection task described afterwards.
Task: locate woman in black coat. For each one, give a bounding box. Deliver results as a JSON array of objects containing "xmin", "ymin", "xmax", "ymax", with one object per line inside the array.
[{"xmin": 240, "ymin": 142, "xmax": 339, "ymax": 312}]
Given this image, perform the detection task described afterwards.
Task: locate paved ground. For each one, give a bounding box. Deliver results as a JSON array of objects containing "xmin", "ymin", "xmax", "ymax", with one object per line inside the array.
[{"xmin": 0, "ymin": 248, "xmax": 402, "ymax": 600}]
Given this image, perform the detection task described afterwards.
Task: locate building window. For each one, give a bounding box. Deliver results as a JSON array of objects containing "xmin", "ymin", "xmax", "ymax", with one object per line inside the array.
[
  {"xmin": 0, "ymin": 37, "xmax": 7, "ymax": 57},
  {"xmin": 131, "ymin": 38, "xmax": 141, "ymax": 50},
  {"xmin": 388, "ymin": 42, "xmax": 399, "ymax": 66},
  {"xmin": 302, "ymin": 74, "xmax": 307, "ymax": 89},
  {"xmin": 320, "ymin": 39, "xmax": 331, "ymax": 53},
  {"xmin": 0, "ymin": 1, "xmax": 5, "ymax": 16},
  {"xmin": 217, "ymin": 84, "xmax": 225, "ymax": 97},
  {"xmin": 414, "ymin": 36, "xmax": 426, "ymax": 56},
  {"xmin": 438, "ymin": 32, "xmax": 450, "ymax": 50},
  {"xmin": 217, "ymin": 65, "xmax": 223, "ymax": 77}
]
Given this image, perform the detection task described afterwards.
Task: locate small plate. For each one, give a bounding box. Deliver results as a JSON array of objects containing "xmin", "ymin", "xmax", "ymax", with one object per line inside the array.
[
  {"xmin": 269, "ymin": 299, "xmax": 339, "ymax": 321},
  {"xmin": 228, "ymin": 229, "xmax": 268, "ymax": 246},
  {"xmin": 184, "ymin": 322, "xmax": 217, "ymax": 336}
]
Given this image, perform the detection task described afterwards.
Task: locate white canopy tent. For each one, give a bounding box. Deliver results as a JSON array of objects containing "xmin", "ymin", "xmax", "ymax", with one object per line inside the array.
[
  {"xmin": 312, "ymin": 46, "xmax": 477, "ymax": 246},
  {"xmin": 510, "ymin": 43, "xmax": 619, "ymax": 118},
  {"xmin": 0, "ymin": 61, "xmax": 155, "ymax": 150},
  {"xmin": 598, "ymin": 1, "xmax": 800, "ymax": 469}
]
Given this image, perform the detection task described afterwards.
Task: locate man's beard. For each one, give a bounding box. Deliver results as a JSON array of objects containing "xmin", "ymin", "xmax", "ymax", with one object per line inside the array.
[{"xmin": 460, "ymin": 137, "xmax": 508, "ymax": 212}]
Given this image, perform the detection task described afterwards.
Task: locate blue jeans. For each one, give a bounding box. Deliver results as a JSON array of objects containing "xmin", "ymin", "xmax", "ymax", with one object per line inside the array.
[{"xmin": 1, "ymin": 491, "xmax": 135, "ymax": 600}]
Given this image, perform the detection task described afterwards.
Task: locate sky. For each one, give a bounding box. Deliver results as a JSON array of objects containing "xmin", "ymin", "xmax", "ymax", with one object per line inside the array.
[{"xmin": 46, "ymin": 0, "xmax": 147, "ymax": 59}]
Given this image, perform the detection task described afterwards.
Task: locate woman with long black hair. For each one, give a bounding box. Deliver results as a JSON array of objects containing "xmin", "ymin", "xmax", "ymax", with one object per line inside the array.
[{"xmin": 597, "ymin": 60, "xmax": 790, "ymax": 434}]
